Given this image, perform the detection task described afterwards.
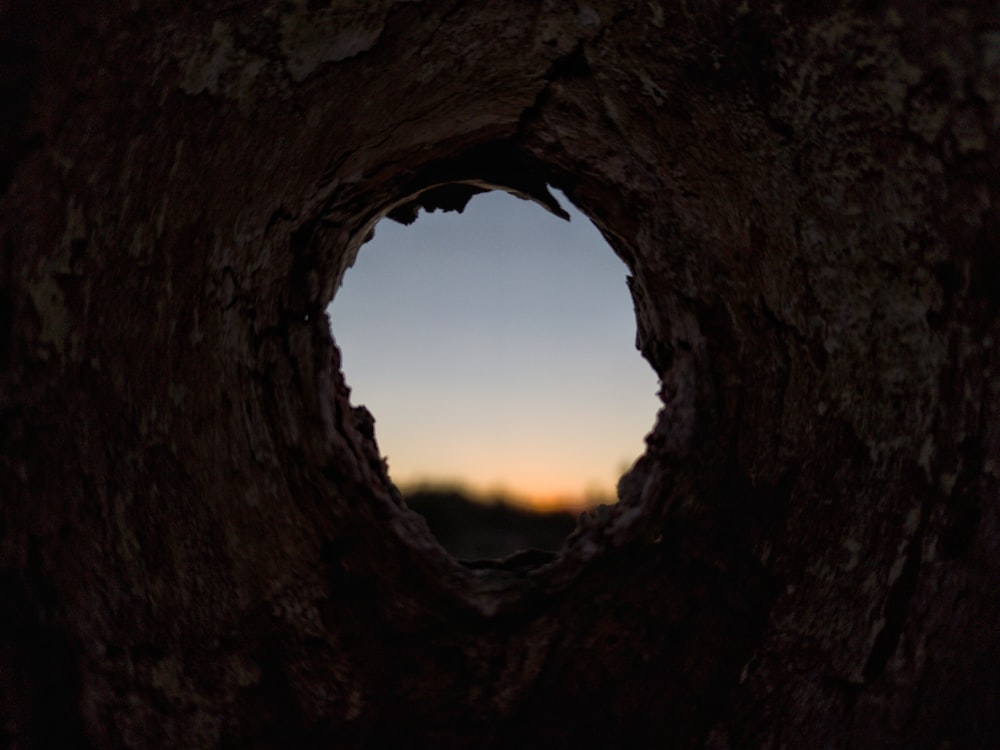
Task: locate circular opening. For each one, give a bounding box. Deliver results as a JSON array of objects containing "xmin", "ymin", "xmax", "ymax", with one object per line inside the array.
[{"xmin": 328, "ymin": 189, "xmax": 659, "ymax": 558}]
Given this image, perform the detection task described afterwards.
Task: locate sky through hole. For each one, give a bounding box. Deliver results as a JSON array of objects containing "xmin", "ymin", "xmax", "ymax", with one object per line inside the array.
[{"xmin": 327, "ymin": 189, "xmax": 660, "ymax": 511}]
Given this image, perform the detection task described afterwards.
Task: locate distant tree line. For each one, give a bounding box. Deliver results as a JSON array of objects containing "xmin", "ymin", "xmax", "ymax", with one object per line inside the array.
[{"xmin": 404, "ymin": 486, "xmax": 581, "ymax": 560}]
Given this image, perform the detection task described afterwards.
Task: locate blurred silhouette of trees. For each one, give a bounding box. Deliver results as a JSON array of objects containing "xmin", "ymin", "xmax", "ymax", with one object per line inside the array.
[{"xmin": 404, "ymin": 486, "xmax": 579, "ymax": 559}]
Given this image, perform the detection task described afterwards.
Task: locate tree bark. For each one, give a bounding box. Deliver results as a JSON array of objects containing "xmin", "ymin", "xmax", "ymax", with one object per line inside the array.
[{"xmin": 2, "ymin": 1, "xmax": 998, "ymax": 747}]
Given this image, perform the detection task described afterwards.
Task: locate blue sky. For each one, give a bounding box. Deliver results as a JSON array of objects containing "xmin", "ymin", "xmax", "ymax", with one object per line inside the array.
[{"xmin": 326, "ymin": 189, "xmax": 660, "ymax": 509}]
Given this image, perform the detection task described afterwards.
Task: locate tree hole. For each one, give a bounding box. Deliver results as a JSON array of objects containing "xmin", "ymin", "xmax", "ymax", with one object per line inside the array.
[{"xmin": 327, "ymin": 189, "xmax": 659, "ymax": 559}]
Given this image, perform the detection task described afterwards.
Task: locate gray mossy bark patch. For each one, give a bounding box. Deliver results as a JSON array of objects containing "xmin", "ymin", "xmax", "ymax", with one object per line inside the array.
[{"xmin": 1, "ymin": 1, "xmax": 998, "ymax": 747}]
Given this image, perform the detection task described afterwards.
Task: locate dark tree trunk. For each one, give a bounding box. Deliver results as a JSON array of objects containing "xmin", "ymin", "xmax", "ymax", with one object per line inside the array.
[{"xmin": 2, "ymin": 1, "xmax": 998, "ymax": 747}]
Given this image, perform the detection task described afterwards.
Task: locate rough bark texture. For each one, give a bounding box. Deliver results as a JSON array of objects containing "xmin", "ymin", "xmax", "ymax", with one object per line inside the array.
[{"xmin": 2, "ymin": 1, "xmax": 999, "ymax": 747}]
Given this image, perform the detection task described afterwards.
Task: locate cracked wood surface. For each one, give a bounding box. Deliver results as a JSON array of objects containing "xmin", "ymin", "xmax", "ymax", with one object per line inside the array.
[{"xmin": 1, "ymin": 1, "xmax": 998, "ymax": 747}]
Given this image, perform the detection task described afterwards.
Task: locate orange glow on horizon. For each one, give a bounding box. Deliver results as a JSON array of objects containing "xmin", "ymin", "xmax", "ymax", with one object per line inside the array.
[
  {"xmin": 328, "ymin": 189, "xmax": 661, "ymax": 518},
  {"xmin": 398, "ymin": 474, "xmax": 616, "ymax": 513},
  {"xmin": 380, "ymin": 433, "xmax": 635, "ymax": 513}
]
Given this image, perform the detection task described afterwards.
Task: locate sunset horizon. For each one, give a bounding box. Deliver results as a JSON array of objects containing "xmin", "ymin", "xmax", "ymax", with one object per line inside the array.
[
  {"xmin": 395, "ymin": 475, "xmax": 621, "ymax": 513},
  {"xmin": 328, "ymin": 189, "xmax": 660, "ymax": 518}
]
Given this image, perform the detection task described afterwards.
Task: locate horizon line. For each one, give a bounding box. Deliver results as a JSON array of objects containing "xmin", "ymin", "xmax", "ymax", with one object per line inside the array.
[{"xmin": 398, "ymin": 479, "xmax": 615, "ymax": 513}]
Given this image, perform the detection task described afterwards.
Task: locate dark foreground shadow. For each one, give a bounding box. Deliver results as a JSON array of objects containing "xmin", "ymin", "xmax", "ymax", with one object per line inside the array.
[{"xmin": 404, "ymin": 487, "xmax": 582, "ymax": 560}]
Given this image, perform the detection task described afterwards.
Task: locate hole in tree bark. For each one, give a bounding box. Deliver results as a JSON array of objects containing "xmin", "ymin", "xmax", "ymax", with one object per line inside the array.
[
  {"xmin": 8, "ymin": 7, "xmax": 998, "ymax": 746},
  {"xmin": 328, "ymin": 188, "xmax": 660, "ymax": 560}
]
